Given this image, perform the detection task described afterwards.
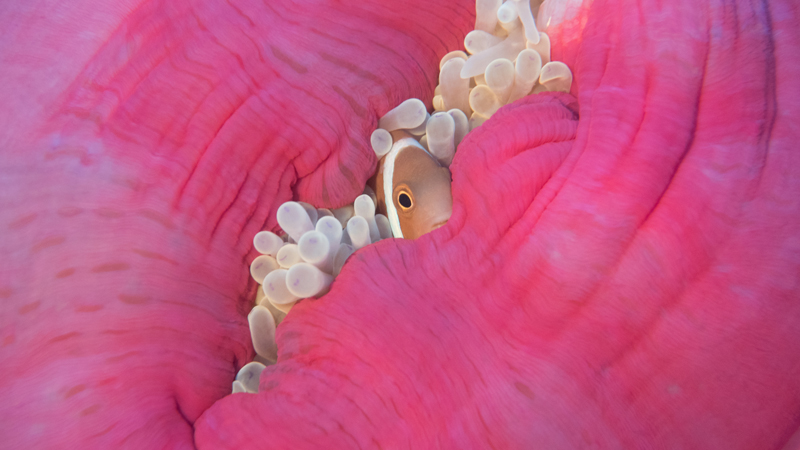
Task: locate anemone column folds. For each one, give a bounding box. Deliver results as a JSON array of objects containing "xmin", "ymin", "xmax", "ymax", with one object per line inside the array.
[{"xmin": 1, "ymin": 0, "xmax": 800, "ymax": 449}]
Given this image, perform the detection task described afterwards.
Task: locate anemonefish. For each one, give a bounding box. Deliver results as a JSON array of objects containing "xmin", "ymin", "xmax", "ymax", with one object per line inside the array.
[{"xmin": 372, "ymin": 134, "xmax": 453, "ymax": 240}]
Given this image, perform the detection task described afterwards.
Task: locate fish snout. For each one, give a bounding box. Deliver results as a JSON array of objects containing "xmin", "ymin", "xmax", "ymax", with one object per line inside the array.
[{"xmin": 430, "ymin": 218, "xmax": 449, "ymax": 231}]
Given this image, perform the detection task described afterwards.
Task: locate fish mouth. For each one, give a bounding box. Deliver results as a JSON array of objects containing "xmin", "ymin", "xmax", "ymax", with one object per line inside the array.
[{"xmin": 430, "ymin": 219, "xmax": 449, "ymax": 231}]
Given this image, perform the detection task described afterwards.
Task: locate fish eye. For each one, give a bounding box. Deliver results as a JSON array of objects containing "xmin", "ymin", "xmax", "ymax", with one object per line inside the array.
[{"xmin": 397, "ymin": 190, "xmax": 413, "ymax": 210}]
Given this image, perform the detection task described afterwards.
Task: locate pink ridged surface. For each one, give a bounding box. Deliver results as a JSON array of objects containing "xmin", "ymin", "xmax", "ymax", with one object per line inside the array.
[{"xmin": 2, "ymin": 0, "xmax": 800, "ymax": 448}]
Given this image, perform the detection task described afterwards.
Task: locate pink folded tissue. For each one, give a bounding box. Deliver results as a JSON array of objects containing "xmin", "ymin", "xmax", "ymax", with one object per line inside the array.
[{"xmin": 1, "ymin": 0, "xmax": 798, "ymax": 448}]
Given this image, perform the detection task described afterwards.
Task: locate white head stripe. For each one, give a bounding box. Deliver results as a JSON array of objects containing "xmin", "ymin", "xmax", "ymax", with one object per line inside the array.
[{"xmin": 382, "ymin": 137, "xmax": 428, "ymax": 239}]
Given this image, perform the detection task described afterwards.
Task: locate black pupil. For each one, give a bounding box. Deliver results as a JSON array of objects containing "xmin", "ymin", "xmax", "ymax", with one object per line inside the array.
[{"xmin": 398, "ymin": 192, "xmax": 412, "ymax": 208}]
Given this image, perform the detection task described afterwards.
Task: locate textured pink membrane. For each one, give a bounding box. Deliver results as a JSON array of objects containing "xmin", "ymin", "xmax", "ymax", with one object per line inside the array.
[{"xmin": 1, "ymin": 0, "xmax": 799, "ymax": 448}]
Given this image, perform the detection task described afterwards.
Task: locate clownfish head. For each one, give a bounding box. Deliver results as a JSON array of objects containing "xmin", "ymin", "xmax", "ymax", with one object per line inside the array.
[{"xmin": 374, "ymin": 137, "xmax": 453, "ymax": 240}]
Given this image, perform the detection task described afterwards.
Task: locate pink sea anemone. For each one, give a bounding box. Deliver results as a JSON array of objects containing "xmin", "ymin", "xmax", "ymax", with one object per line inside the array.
[{"xmin": 1, "ymin": 0, "xmax": 799, "ymax": 448}]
